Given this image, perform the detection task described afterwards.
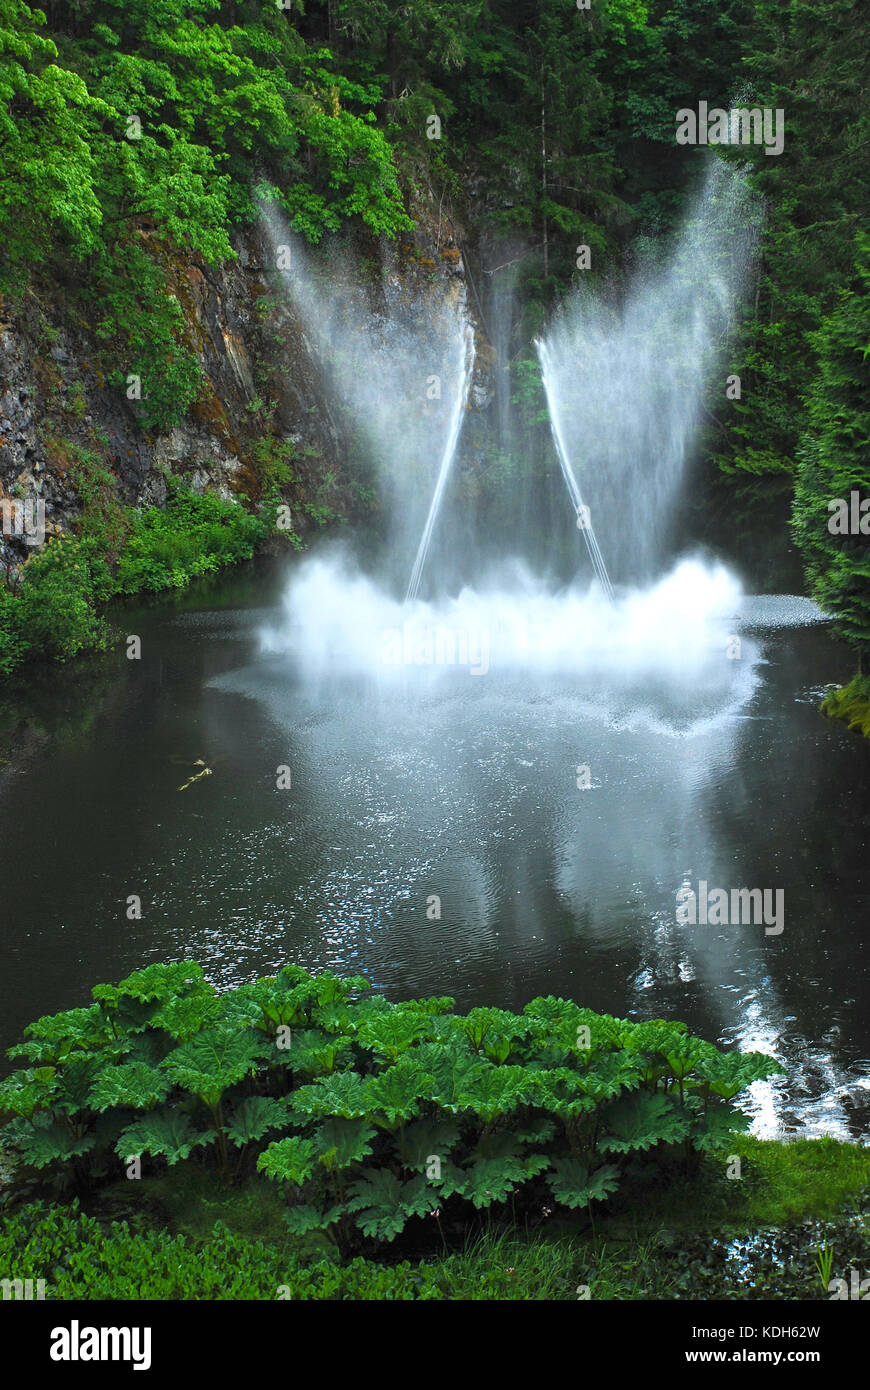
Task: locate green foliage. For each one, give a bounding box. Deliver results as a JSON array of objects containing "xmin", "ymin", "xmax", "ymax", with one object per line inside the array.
[
  {"xmin": 792, "ymin": 234, "xmax": 870, "ymax": 661},
  {"xmin": 0, "ymin": 0, "xmax": 411, "ymax": 300},
  {"xmin": 87, "ymin": 1063, "xmax": 171, "ymax": 1113},
  {"xmin": 821, "ymin": 674, "xmax": 870, "ymax": 740},
  {"xmin": 0, "ymin": 1201, "xmax": 589, "ymax": 1299},
  {"xmin": 547, "ymin": 1157, "xmax": 620, "ymax": 1210},
  {"xmin": 115, "ymin": 1110, "xmax": 216, "ymax": 1166},
  {"xmin": 94, "ymin": 247, "xmax": 203, "ymax": 432},
  {"xmin": 1, "ymin": 960, "xmax": 784, "ymax": 1257},
  {"xmin": 0, "ymin": 480, "xmax": 271, "ymax": 675},
  {"xmin": 257, "ymin": 1136, "xmax": 319, "ymax": 1186}
]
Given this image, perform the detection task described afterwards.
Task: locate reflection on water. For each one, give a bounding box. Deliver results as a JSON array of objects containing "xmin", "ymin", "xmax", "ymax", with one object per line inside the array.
[{"xmin": 0, "ymin": 557, "xmax": 868, "ymax": 1142}]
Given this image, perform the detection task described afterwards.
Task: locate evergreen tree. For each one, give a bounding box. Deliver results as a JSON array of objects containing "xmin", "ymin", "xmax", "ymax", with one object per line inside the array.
[{"xmin": 793, "ymin": 235, "xmax": 870, "ymax": 664}]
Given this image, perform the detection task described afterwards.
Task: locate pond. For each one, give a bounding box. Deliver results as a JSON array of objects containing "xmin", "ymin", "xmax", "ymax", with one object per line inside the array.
[{"xmin": 1, "ymin": 552, "xmax": 868, "ymax": 1141}]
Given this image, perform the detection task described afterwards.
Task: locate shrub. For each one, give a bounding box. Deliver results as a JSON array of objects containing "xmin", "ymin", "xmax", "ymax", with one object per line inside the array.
[
  {"xmin": 0, "ymin": 961, "xmax": 783, "ymax": 1257},
  {"xmin": 0, "ymin": 481, "xmax": 272, "ymax": 672}
]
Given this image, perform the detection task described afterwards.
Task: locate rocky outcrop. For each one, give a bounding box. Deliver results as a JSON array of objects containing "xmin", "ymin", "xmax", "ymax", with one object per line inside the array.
[{"xmin": 0, "ymin": 184, "xmax": 498, "ymax": 582}]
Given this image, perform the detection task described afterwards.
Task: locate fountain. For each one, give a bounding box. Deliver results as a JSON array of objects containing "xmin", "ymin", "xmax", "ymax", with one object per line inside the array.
[
  {"xmin": 536, "ymin": 159, "xmax": 759, "ymax": 587},
  {"xmin": 535, "ymin": 336, "xmax": 614, "ymax": 601},
  {"xmin": 406, "ymin": 324, "xmax": 476, "ymax": 602},
  {"xmin": 259, "ymin": 158, "xmax": 762, "ymax": 714},
  {"xmin": 258, "ymin": 201, "xmax": 475, "ymax": 599}
]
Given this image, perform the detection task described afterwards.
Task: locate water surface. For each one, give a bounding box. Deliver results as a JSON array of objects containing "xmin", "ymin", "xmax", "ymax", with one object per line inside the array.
[{"xmin": 1, "ymin": 557, "xmax": 868, "ymax": 1141}]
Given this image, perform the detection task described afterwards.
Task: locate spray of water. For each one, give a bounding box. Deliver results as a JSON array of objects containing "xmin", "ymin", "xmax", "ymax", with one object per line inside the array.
[
  {"xmin": 406, "ymin": 324, "xmax": 476, "ymax": 601},
  {"xmin": 258, "ymin": 161, "xmax": 764, "ymax": 729},
  {"xmin": 258, "ymin": 202, "xmax": 474, "ymax": 596},
  {"xmin": 536, "ymin": 337, "xmax": 614, "ymax": 600},
  {"xmin": 537, "ymin": 160, "xmax": 760, "ymax": 585}
]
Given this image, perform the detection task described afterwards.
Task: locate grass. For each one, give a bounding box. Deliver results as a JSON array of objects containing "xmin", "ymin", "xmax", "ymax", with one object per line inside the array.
[
  {"xmin": 5, "ymin": 1134, "xmax": 857, "ymax": 1300},
  {"xmin": 603, "ymin": 1134, "xmax": 870, "ymax": 1236}
]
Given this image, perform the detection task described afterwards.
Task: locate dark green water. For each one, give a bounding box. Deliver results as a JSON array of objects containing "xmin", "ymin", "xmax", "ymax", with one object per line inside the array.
[{"xmin": 1, "ymin": 555, "xmax": 869, "ymax": 1141}]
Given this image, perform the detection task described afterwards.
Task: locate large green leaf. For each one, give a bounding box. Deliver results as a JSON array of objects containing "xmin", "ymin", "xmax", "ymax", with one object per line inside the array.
[
  {"xmin": 512, "ymin": 1115, "xmax": 558, "ymax": 1146},
  {"xmin": 411, "ymin": 1043, "xmax": 488, "ymax": 1111},
  {"xmin": 691, "ymin": 1105, "xmax": 752, "ymax": 1153},
  {"xmin": 87, "ymin": 1062, "xmax": 171, "ymax": 1112},
  {"xmin": 94, "ymin": 962, "xmax": 205, "ymax": 1007},
  {"xmin": 363, "ymin": 1061, "xmax": 428, "ymax": 1124},
  {"xmin": 547, "ymin": 1157, "xmax": 620, "ymax": 1209},
  {"xmin": 150, "ymin": 992, "xmax": 222, "ymax": 1041},
  {"xmin": 15, "ymin": 1005, "xmax": 109, "ymax": 1060},
  {"xmin": 525, "ymin": 1067, "xmax": 597, "ymax": 1119},
  {"xmin": 283, "ymin": 1203, "xmax": 345, "ymax": 1235},
  {"xmin": 346, "ymin": 1170, "xmax": 434, "ymax": 1241},
  {"xmin": 599, "ymin": 1092, "xmax": 691, "ymax": 1153},
  {"xmin": 312, "ymin": 972, "xmax": 371, "ymax": 1007},
  {"xmin": 224, "ymin": 1096, "xmax": 290, "ymax": 1148},
  {"xmin": 290, "ymin": 1072, "xmax": 368, "ymax": 1120},
  {"xmin": 233, "ymin": 977, "xmax": 320, "ymax": 1033},
  {"xmin": 402, "ymin": 1116, "xmax": 462, "ymax": 1170},
  {"xmin": 315, "ymin": 1117, "xmax": 377, "ymax": 1170},
  {"xmin": 0, "ymin": 1067, "xmax": 58, "ymax": 1120},
  {"xmin": 116, "ymin": 1109, "xmax": 216, "ymax": 1164},
  {"xmin": 277, "ymin": 1028, "xmax": 352, "ymax": 1077},
  {"xmin": 161, "ymin": 1028, "xmax": 263, "ymax": 1106},
  {"xmin": 456, "ymin": 1007, "xmax": 527, "ymax": 1053},
  {"xmin": 257, "ymin": 1136, "xmax": 319, "ymax": 1185},
  {"xmin": 356, "ymin": 1011, "xmax": 430, "ymax": 1061},
  {"xmin": 6, "ymin": 1116, "xmax": 96, "ymax": 1169},
  {"xmin": 54, "ymin": 1054, "xmax": 107, "ymax": 1114},
  {"xmin": 456, "ymin": 1148, "xmax": 549, "ymax": 1209},
  {"xmin": 454, "ymin": 1064, "xmax": 531, "ymax": 1122},
  {"xmin": 694, "ymin": 1052, "xmax": 785, "ymax": 1100}
]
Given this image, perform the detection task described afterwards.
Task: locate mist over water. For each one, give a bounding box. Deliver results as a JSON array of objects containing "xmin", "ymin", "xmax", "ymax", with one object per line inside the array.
[
  {"xmin": 260, "ymin": 161, "xmax": 764, "ymax": 732},
  {"xmin": 259, "ymin": 204, "xmax": 475, "ymax": 596},
  {"xmin": 260, "ymin": 549, "xmax": 759, "ymax": 732},
  {"xmin": 537, "ymin": 160, "xmax": 759, "ymax": 586}
]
